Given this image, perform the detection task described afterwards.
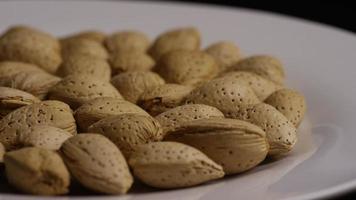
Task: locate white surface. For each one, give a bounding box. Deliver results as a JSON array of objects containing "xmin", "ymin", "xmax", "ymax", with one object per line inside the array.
[{"xmin": 1, "ymin": 1, "xmax": 356, "ymax": 199}]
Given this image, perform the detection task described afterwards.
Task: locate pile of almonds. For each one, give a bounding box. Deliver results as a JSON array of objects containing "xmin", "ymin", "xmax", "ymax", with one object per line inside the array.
[{"xmin": 0, "ymin": 25, "xmax": 306, "ymax": 196}]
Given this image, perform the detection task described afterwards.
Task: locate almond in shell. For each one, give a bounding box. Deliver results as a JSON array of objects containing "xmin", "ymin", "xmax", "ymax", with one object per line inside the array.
[
  {"xmin": 61, "ymin": 38, "xmax": 108, "ymax": 60},
  {"xmin": 205, "ymin": 41, "xmax": 241, "ymax": 72},
  {"xmin": 61, "ymin": 30, "xmax": 106, "ymax": 43},
  {"xmin": 129, "ymin": 141, "xmax": 224, "ymax": 188},
  {"xmin": 0, "ymin": 61, "xmax": 44, "ymax": 78},
  {"xmin": 109, "ymin": 51, "xmax": 155, "ymax": 76},
  {"xmin": 105, "ymin": 31, "xmax": 150, "ymax": 53},
  {"xmin": 0, "ymin": 142, "xmax": 4, "ymax": 163}
]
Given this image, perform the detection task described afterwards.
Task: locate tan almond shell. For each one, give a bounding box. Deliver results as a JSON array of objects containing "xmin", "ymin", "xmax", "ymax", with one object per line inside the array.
[
  {"xmin": 185, "ymin": 77, "xmax": 260, "ymax": 116},
  {"xmin": 264, "ymin": 88, "xmax": 306, "ymax": 127},
  {"xmin": 105, "ymin": 31, "xmax": 150, "ymax": 53},
  {"xmin": 165, "ymin": 118, "xmax": 269, "ymax": 174},
  {"xmin": 149, "ymin": 27, "xmax": 201, "ymax": 60},
  {"xmin": 61, "ymin": 38, "xmax": 108, "ymax": 60},
  {"xmin": 48, "ymin": 75, "xmax": 122, "ymax": 109},
  {"xmin": 0, "ymin": 61, "xmax": 44, "ymax": 78},
  {"xmin": 129, "ymin": 141, "xmax": 224, "ymax": 188},
  {"xmin": 60, "ymin": 133, "xmax": 133, "ymax": 194},
  {"xmin": 61, "ymin": 30, "xmax": 106, "ymax": 43},
  {"xmin": 0, "ymin": 86, "xmax": 40, "ymax": 109},
  {"xmin": 57, "ymin": 54, "xmax": 111, "ymax": 81},
  {"xmin": 18, "ymin": 125, "xmax": 73, "ymax": 150},
  {"xmin": 228, "ymin": 55, "xmax": 285, "ymax": 85},
  {"xmin": 88, "ymin": 114, "xmax": 163, "ymax": 158},
  {"xmin": 228, "ymin": 103, "xmax": 297, "ymax": 157},
  {"xmin": 74, "ymin": 97, "xmax": 149, "ymax": 132},
  {"xmin": 219, "ymin": 71, "xmax": 283, "ymax": 101},
  {"xmin": 109, "ymin": 51, "xmax": 155, "ymax": 76},
  {"xmin": 0, "ymin": 71, "xmax": 61, "ymax": 100},
  {"xmin": 155, "ymin": 104, "xmax": 225, "ymax": 134},
  {"xmin": 0, "ymin": 100, "xmax": 77, "ymax": 150},
  {"xmin": 4, "ymin": 147, "xmax": 70, "ymax": 195},
  {"xmin": 0, "ymin": 26, "xmax": 61, "ymax": 74},
  {"xmin": 205, "ymin": 41, "xmax": 241, "ymax": 72},
  {"xmin": 155, "ymin": 50, "xmax": 218, "ymax": 86},
  {"xmin": 0, "ymin": 142, "xmax": 4, "ymax": 163},
  {"xmin": 111, "ymin": 71, "xmax": 165, "ymax": 103},
  {"xmin": 138, "ymin": 84, "xmax": 194, "ymax": 116}
]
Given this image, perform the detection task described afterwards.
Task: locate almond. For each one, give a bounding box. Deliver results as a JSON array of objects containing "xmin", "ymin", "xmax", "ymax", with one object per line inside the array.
[
  {"xmin": 149, "ymin": 27, "xmax": 201, "ymax": 60},
  {"xmin": 88, "ymin": 113, "xmax": 163, "ymax": 158},
  {"xmin": 228, "ymin": 103, "xmax": 297, "ymax": 157},
  {"xmin": 0, "ymin": 142, "xmax": 4, "ymax": 163},
  {"xmin": 74, "ymin": 97, "xmax": 149, "ymax": 131},
  {"xmin": 0, "ymin": 100, "xmax": 77, "ymax": 150},
  {"xmin": 60, "ymin": 133, "xmax": 133, "ymax": 194},
  {"xmin": 138, "ymin": 84, "xmax": 194, "ymax": 116},
  {"xmin": 0, "ymin": 70, "xmax": 61, "ymax": 100},
  {"xmin": 48, "ymin": 75, "xmax": 122, "ymax": 109},
  {"xmin": 61, "ymin": 38, "xmax": 108, "ymax": 60},
  {"xmin": 0, "ymin": 61, "xmax": 44, "ymax": 78},
  {"xmin": 185, "ymin": 77, "xmax": 260, "ymax": 116},
  {"xmin": 61, "ymin": 30, "xmax": 106, "ymax": 43},
  {"xmin": 0, "ymin": 26, "xmax": 61, "ymax": 74},
  {"xmin": 109, "ymin": 51, "xmax": 155, "ymax": 76},
  {"xmin": 129, "ymin": 141, "xmax": 224, "ymax": 188},
  {"xmin": 264, "ymin": 88, "xmax": 306, "ymax": 127},
  {"xmin": 205, "ymin": 41, "xmax": 241, "ymax": 72},
  {"xmin": 165, "ymin": 118, "xmax": 269, "ymax": 174},
  {"xmin": 57, "ymin": 54, "xmax": 111, "ymax": 81},
  {"xmin": 0, "ymin": 87, "xmax": 40, "ymax": 118},
  {"xmin": 18, "ymin": 125, "xmax": 73, "ymax": 150},
  {"xmin": 219, "ymin": 71, "xmax": 283, "ymax": 100},
  {"xmin": 155, "ymin": 104, "xmax": 224, "ymax": 134},
  {"xmin": 111, "ymin": 71, "xmax": 165, "ymax": 103},
  {"xmin": 228, "ymin": 55, "xmax": 285, "ymax": 85},
  {"xmin": 4, "ymin": 147, "xmax": 70, "ymax": 195},
  {"xmin": 105, "ymin": 31, "xmax": 150, "ymax": 53},
  {"xmin": 155, "ymin": 50, "xmax": 218, "ymax": 86}
]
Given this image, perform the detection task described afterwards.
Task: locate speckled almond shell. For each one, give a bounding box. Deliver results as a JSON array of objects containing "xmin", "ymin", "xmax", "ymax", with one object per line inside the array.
[
  {"xmin": 205, "ymin": 41, "xmax": 241, "ymax": 72},
  {"xmin": 48, "ymin": 75, "xmax": 122, "ymax": 109},
  {"xmin": 0, "ymin": 71, "xmax": 61, "ymax": 100},
  {"xmin": 149, "ymin": 27, "xmax": 201, "ymax": 61},
  {"xmin": 0, "ymin": 87, "xmax": 40, "ymax": 109},
  {"xmin": 4, "ymin": 147, "xmax": 70, "ymax": 195},
  {"xmin": 109, "ymin": 51, "xmax": 155, "ymax": 76},
  {"xmin": 228, "ymin": 103, "xmax": 297, "ymax": 157},
  {"xmin": 185, "ymin": 77, "xmax": 260, "ymax": 116},
  {"xmin": 0, "ymin": 100, "xmax": 77, "ymax": 150},
  {"xmin": 60, "ymin": 133, "xmax": 133, "ymax": 194},
  {"xmin": 0, "ymin": 61, "xmax": 44, "ymax": 78},
  {"xmin": 57, "ymin": 54, "xmax": 111, "ymax": 81},
  {"xmin": 74, "ymin": 97, "xmax": 149, "ymax": 132},
  {"xmin": 155, "ymin": 104, "xmax": 224, "ymax": 134},
  {"xmin": 228, "ymin": 55, "xmax": 285, "ymax": 85},
  {"xmin": 18, "ymin": 125, "xmax": 73, "ymax": 150},
  {"xmin": 138, "ymin": 84, "xmax": 194, "ymax": 116},
  {"xmin": 105, "ymin": 31, "xmax": 150, "ymax": 53},
  {"xmin": 61, "ymin": 30, "xmax": 106, "ymax": 43},
  {"xmin": 129, "ymin": 141, "xmax": 224, "ymax": 188},
  {"xmin": 264, "ymin": 88, "xmax": 306, "ymax": 127},
  {"xmin": 219, "ymin": 71, "xmax": 283, "ymax": 101},
  {"xmin": 111, "ymin": 71, "xmax": 165, "ymax": 103},
  {"xmin": 0, "ymin": 142, "xmax": 4, "ymax": 163},
  {"xmin": 61, "ymin": 38, "xmax": 108, "ymax": 60},
  {"xmin": 88, "ymin": 114, "xmax": 163, "ymax": 158},
  {"xmin": 155, "ymin": 50, "xmax": 218, "ymax": 86},
  {"xmin": 0, "ymin": 26, "xmax": 61, "ymax": 74},
  {"xmin": 165, "ymin": 118, "xmax": 269, "ymax": 174}
]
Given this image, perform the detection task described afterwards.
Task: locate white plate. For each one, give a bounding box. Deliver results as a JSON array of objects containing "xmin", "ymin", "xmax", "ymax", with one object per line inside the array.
[{"xmin": 1, "ymin": 1, "xmax": 356, "ymax": 199}]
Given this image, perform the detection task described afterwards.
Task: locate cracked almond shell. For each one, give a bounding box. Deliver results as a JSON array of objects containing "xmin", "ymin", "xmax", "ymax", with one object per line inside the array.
[
  {"xmin": 111, "ymin": 71, "xmax": 165, "ymax": 103},
  {"xmin": 165, "ymin": 118, "xmax": 269, "ymax": 174},
  {"xmin": 205, "ymin": 41, "xmax": 241, "ymax": 72},
  {"xmin": 105, "ymin": 31, "xmax": 150, "ymax": 53},
  {"xmin": 109, "ymin": 51, "xmax": 155, "ymax": 76},
  {"xmin": 138, "ymin": 84, "xmax": 194, "ymax": 116},
  {"xmin": 129, "ymin": 141, "xmax": 224, "ymax": 188},
  {"xmin": 264, "ymin": 88, "xmax": 306, "ymax": 127},
  {"xmin": 74, "ymin": 97, "xmax": 149, "ymax": 132},
  {"xmin": 0, "ymin": 26, "xmax": 61, "ymax": 74},
  {"xmin": 48, "ymin": 75, "xmax": 122, "ymax": 109},
  {"xmin": 4, "ymin": 147, "xmax": 70, "ymax": 195},
  {"xmin": 60, "ymin": 133, "xmax": 133, "ymax": 194},
  {"xmin": 88, "ymin": 113, "xmax": 163, "ymax": 158}
]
